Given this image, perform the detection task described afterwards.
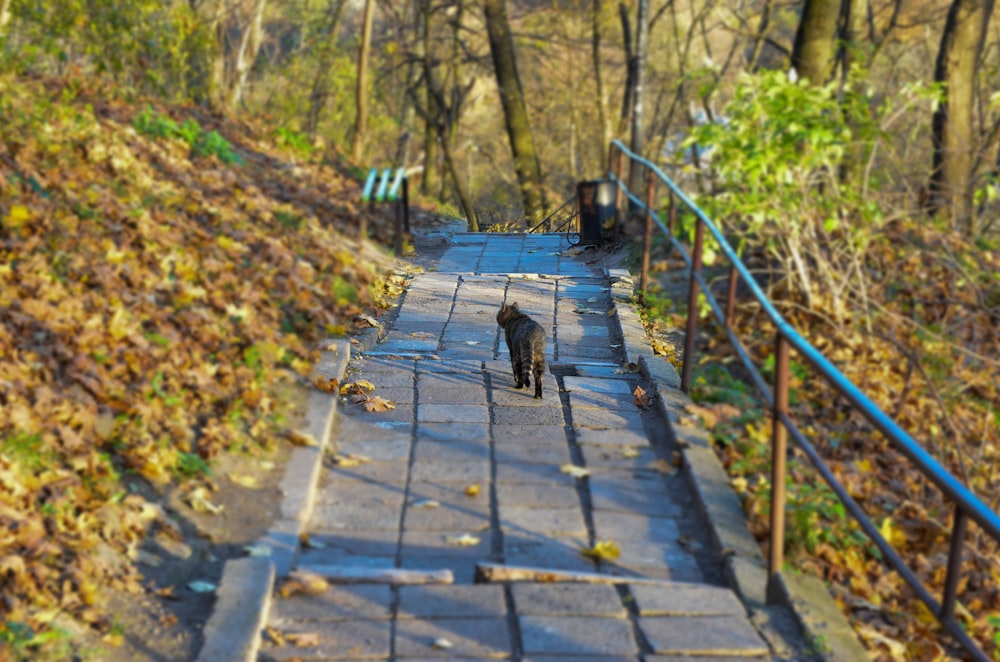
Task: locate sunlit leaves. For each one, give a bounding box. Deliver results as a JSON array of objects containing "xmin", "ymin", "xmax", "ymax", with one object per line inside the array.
[{"xmin": 0, "ymin": 73, "xmax": 399, "ymax": 643}]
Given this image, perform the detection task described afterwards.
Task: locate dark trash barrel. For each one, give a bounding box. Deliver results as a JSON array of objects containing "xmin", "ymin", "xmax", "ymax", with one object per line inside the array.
[{"xmin": 576, "ymin": 179, "xmax": 617, "ymax": 245}]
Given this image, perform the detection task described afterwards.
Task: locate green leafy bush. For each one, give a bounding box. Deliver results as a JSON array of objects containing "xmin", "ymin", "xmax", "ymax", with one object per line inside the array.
[
  {"xmin": 685, "ymin": 71, "xmax": 926, "ymax": 317},
  {"xmin": 134, "ymin": 107, "xmax": 242, "ymax": 165}
]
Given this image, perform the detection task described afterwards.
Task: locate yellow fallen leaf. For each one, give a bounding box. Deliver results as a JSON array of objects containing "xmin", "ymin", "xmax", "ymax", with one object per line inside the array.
[
  {"xmin": 362, "ymin": 396, "xmax": 395, "ymax": 412},
  {"xmin": 228, "ymin": 473, "xmax": 258, "ymax": 489},
  {"xmin": 3, "ymin": 204, "xmax": 31, "ymax": 228},
  {"xmin": 620, "ymin": 447, "xmax": 640, "ymax": 459},
  {"xmin": 102, "ymin": 631, "xmax": 124, "ymax": 647},
  {"xmin": 313, "ymin": 375, "xmax": 339, "ymax": 393},
  {"xmin": 464, "ymin": 484, "xmax": 481, "ymax": 497},
  {"xmin": 287, "ymin": 632, "xmax": 321, "ymax": 648},
  {"xmin": 280, "ymin": 570, "xmax": 329, "ymax": 597},
  {"xmin": 560, "ymin": 464, "xmax": 591, "ymax": 479},
  {"xmin": 581, "ymin": 539, "xmax": 621, "ymax": 561},
  {"xmin": 340, "ymin": 380, "xmax": 376, "ymax": 396},
  {"xmin": 731, "ymin": 476, "xmax": 749, "ymax": 493},
  {"xmin": 287, "ymin": 429, "xmax": 319, "ymax": 447},
  {"xmin": 444, "ymin": 534, "xmax": 481, "ymax": 547},
  {"xmin": 331, "ymin": 453, "xmax": 370, "ymax": 467},
  {"xmin": 184, "ymin": 487, "xmax": 224, "ymax": 514},
  {"xmin": 264, "ymin": 626, "xmax": 286, "ymax": 646},
  {"xmin": 855, "ymin": 625, "xmax": 907, "ymax": 662},
  {"xmin": 633, "ymin": 385, "xmax": 650, "ymax": 409}
]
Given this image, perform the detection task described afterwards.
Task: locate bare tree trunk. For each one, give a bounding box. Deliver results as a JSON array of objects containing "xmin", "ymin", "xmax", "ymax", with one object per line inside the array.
[
  {"xmin": 305, "ymin": 0, "xmax": 349, "ymax": 138},
  {"xmin": 929, "ymin": 0, "xmax": 995, "ymax": 234},
  {"xmin": 206, "ymin": 0, "xmax": 229, "ymax": 111},
  {"xmin": 226, "ymin": 0, "xmax": 267, "ymax": 113},
  {"xmin": 617, "ymin": 2, "xmax": 634, "ymax": 136},
  {"xmin": 791, "ymin": 0, "xmax": 840, "ymax": 84},
  {"xmin": 837, "ymin": 0, "xmax": 870, "ymax": 186},
  {"xmin": 627, "ymin": 0, "xmax": 649, "ymax": 205},
  {"xmin": 0, "ymin": 0, "xmax": 13, "ymax": 41},
  {"xmin": 592, "ymin": 0, "xmax": 611, "ymax": 155},
  {"xmin": 484, "ymin": 0, "xmax": 547, "ymax": 224},
  {"xmin": 422, "ymin": 107, "xmax": 441, "ymax": 198},
  {"xmin": 351, "ymin": 0, "xmax": 376, "ymax": 162},
  {"xmin": 412, "ymin": 0, "xmax": 477, "ymax": 230}
]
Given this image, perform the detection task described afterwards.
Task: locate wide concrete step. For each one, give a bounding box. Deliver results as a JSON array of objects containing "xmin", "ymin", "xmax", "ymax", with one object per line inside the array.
[{"xmin": 260, "ymin": 581, "xmax": 770, "ymax": 660}]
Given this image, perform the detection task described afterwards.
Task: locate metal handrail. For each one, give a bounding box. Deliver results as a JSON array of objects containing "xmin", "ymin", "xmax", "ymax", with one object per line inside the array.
[
  {"xmin": 528, "ymin": 194, "xmax": 576, "ymax": 234},
  {"xmin": 608, "ymin": 138, "xmax": 1000, "ymax": 661}
]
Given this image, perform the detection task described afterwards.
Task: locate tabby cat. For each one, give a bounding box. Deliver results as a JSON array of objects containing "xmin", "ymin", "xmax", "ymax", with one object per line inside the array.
[{"xmin": 496, "ymin": 302, "xmax": 547, "ymax": 399}]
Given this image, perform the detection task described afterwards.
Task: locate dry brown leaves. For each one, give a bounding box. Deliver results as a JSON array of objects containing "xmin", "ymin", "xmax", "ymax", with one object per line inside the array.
[{"xmin": 0, "ymin": 74, "xmax": 400, "ymax": 642}]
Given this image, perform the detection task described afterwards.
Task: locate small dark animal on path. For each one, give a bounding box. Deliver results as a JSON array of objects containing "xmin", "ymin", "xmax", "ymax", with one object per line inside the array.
[{"xmin": 496, "ymin": 302, "xmax": 547, "ymax": 399}]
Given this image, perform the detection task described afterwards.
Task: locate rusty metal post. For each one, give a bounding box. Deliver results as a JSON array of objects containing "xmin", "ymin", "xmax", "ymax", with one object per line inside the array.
[
  {"xmin": 639, "ymin": 167, "xmax": 656, "ymax": 296},
  {"xmin": 940, "ymin": 507, "xmax": 968, "ymax": 621},
  {"xmin": 668, "ymin": 191, "xmax": 676, "ymax": 236},
  {"xmin": 680, "ymin": 218, "xmax": 704, "ymax": 393},
  {"xmin": 725, "ymin": 265, "xmax": 739, "ymax": 328},
  {"xmin": 767, "ymin": 334, "xmax": 791, "ymax": 604}
]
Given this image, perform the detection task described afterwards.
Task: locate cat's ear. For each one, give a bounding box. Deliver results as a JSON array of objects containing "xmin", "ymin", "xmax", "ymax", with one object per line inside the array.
[{"xmin": 510, "ymin": 302, "xmax": 520, "ymax": 312}]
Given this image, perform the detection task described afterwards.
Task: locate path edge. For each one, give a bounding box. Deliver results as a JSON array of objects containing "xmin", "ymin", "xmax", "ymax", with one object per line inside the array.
[
  {"xmin": 607, "ymin": 268, "xmax": 867, "ymax": 662},
  {"xmin": 196, "ymin": 330, "xmax": 376, "ymax": 662}
]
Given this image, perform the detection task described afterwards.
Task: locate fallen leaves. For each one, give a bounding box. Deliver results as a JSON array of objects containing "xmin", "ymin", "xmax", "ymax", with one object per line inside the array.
[
  {"xmin": 286, "ymin": 430, "xmax": 320, "ymax": 447},
  {"xmin": 444, "ymin": 533, "xmax": 481, "ymax": 547},
  {"xmin": 279, "ymin": 570, "xmax": 330, "ymax": 597},
  {"xmin": 560, "ymin": 464, "xmax": 592, "ymax": 479},
  {"xmin": 633, "ymin": 385, "xmax": 651, "ymax": 409},
  {"xmin": 184, "ymin": 487, "xmax": 224, "ymax": 515},
  {"xmin": 581, "ymin": 539, "xmax": 621, "ymax": 561},
  {"xmin": 0, "ymin": 74, "xmax": 402, "ymax": 644},
  {"xmin": 355, "ymin": 395, "xmax": 396, "ymax": 412},
  {"xmin": 313, "ymin": 375, "xmax": 339, "ymax": 393}
]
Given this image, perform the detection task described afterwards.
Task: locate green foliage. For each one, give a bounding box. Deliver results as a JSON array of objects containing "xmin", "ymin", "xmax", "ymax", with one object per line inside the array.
[
  {"xmin": 683, "ymin": 70, "xmax": 925, "ymax": 312},
  {"xmin": 134, "ymin": 107, "xmax": 242, "ymax": 165},
  {"xmin": 2, "ymin": 0, "xmax": 213, "ymax": 98},
  {"xmin": 0, "ymin": 621, "xmax": 70, "ymax": 661},
  {"xmin": 275, "ymin": 127, "xmax": 314, "ymax": 156},
  {"xmin": 174, "ymin": 452, "xmax": 211, "ymax": 480},
  {"xmin": 2, "ymin": 433, "xmax": 52, "ymax": 473},
  {"xmin": 691, "ymin": 363, "xmax": 756, "ymax": 409}
]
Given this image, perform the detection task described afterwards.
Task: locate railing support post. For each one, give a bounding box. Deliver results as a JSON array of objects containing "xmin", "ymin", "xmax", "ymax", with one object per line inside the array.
[
  {"xmin": 680, "ymin": 218, "xmax": 704, "ymax": 393},
  {"xmin": 668, "ymin": 191, "xmax": 676, "ymax": 235},
  {"xmin": 613, "ymin": 148, "xmax": 625, "ymax": 242},
  {"xmin": 639, "ymin": 167, "xmax": 656, "ymax": 298},
  {"xmin": 941, "ymin": 507, "xmax": 967, "ymax": 621},
  {"xmin": 725, "ymin": 265, "xmax": 739, "ymax": 329},
  {"xmin": 767, "ymin": 334, "xmax": 791, "ymax": 604}
]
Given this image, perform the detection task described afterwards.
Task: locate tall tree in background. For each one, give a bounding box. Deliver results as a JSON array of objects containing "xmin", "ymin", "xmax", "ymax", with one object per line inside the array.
[
  {"xmin": 305, "ymin": 0, "xmax": 349, "ymax": 138},
  {"xmin": 929, "ymin": 0, "xmax": 995, "ymax": 233},
  {"xmin": 591, "ymin": 0, "xmax": 612, "ymax": 158},
  {"xmin": 226, "ymin": 0, "xmax": 268, "ymax": 113},
  {"xmin": 627, "ymin": 0, "xmax": 649, "ymax": 196},
  {"xmin": 790, "ymin": 0, "xmax": 840, "ymax": 84},
  {"xmin": 351, "ymin": 0, "xmax": 376, "ymax": 161},
  {"xmin": 484, "ymin": 0, "xmax": 547, "ymax": 224},
  {"xmin": 411, "ymin": 0, "xmax": 478, "ymax": 230}
]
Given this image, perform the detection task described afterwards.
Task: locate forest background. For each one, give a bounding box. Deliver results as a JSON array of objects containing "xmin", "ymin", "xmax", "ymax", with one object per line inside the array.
[{"xmin": 1, "ymin": 0, "xmax": 999, "ymax": 660}]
